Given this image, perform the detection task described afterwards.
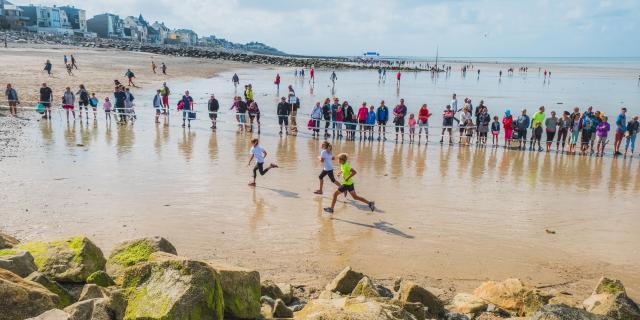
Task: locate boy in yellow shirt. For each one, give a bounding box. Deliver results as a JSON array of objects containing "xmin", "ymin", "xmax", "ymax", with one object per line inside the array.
[{"xmin": 324, "ymin": 153, "xmax": 375, "ymax": 213}]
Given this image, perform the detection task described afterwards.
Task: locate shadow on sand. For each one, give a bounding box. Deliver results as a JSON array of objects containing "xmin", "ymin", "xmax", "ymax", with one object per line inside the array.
[{"xmin": 330, "ymin": 218, "xmax": 414, "ymax": 239}]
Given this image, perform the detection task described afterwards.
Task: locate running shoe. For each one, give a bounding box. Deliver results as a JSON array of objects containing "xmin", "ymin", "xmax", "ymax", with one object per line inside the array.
[
  {"xmin": 368, "ymin": 201, "xmax": 375, "ymax": 212},
  {"xmin": 323, "ymin": 207, "xmax": 334, "ymax": 214}
]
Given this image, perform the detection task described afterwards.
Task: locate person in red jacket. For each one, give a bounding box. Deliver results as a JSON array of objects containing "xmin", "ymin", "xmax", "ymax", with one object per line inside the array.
[
  {"xmin": 357, "ymin": 102, "xmax": 369, "ymax": 140},
  {"xmin": 502, "ymin": 110, "xmax": 514, "ymax": 147},
  {"xmin": 274, "ymin": 74, "xmax": 281, "ymax": 92},
  {"xmin": 418, "ymin": 104, "xmax": 432, "ymax": 143},
  {"xmin": 396, "ymin": 72, "xmax": 401, "ymax": 86}
]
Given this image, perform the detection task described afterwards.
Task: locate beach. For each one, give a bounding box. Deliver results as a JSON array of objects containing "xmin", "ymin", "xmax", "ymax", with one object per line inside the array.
[{"xmin": 1, "ymin": 45, "xmax": 639, "ymax": 307}]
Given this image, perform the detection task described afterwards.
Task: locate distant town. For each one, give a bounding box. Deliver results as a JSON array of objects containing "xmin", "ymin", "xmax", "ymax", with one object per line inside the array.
[{"xmin": 0, "ymin": 0, "xmax": 284, "ymax": 54}]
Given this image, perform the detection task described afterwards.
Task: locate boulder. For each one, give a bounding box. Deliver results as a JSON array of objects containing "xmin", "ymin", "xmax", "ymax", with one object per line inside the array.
[
  {"xmin": 0, "ymin": 268, "xmax": 59, "ymax": 320},
  {"xmin": 86, "ymin": 271, "xmax": 115, "ymax": 287},
  {"xmin": 26, "ymin": 309, "xmax": 71, "ymax": 320},
  {"xmin": 106, "ymin": 236, "xmax": 177, "ymax": 279},
  {"xmin": 272, "ymin": 298, "xmax": 294, "ymax": 318},
  {"xmin": 207, "ymin": 260, "xmax": 261, "ymax": 319},
  {"xmin": 120, "ymin": 252, "xmax": 224, "ymax": 320},
  {"xmin": 294, "ymin": 296, "xmax": 414, "ymax": 320},
  {"xmin": 17, "ymin": 236, "xmax": 106, "ymax": 283},
  {"xmin": 583, "ymin": 292, "xmax": 640, "ymax": 319},
  {"xmin": 449, "ymin": 293, "xmax": 488, "ymax": 315},
  {"xmin": 0, "ymin": 231, "xmax": 19, "ymax": 249},
  {"xmin": 396, "ymin": 280, "xmax": 445, "ymax": 318},
  {"xmin": 593, "ymin": 277, "xmax": 626, "ymax": 296},
  {"xmin": 26, "ymin": 272, "xmax": 75, "ymax": 308},
  {"xmin": 0, "ymin": 248, "xmax": 37, "ymax": 277},
  {"xmin": 325, "ymin": 266, "xmax": 364, "ymax": 295},
  {"xmin": 351, "ymin": 276, "xmax": 380, "ymax": 298},
  {"xmin": 78, "ymin": 284, "xmax": 110, "ymax": 301},
  {"xmin": 63, "ymin": 298, "xmax": 112, "ymax": 320},
  {"xmin": 472, "ymin": 278, "xmax": 552, "ymax": 316},
  {"xmin": 530, "ymin": 303, "xmax": 613, "ymax": 320}
]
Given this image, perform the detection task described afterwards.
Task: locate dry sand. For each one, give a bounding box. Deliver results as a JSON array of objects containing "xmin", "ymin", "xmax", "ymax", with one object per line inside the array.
[{"xmin": 0, "ymin": 46, "xmax": 638, "ymax": 304}]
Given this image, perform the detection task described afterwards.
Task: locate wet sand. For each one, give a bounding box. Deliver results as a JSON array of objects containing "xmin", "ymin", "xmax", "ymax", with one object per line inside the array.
[{"xmin": 1, "ymin": 47, "xmax": 639, "ymax": 303}]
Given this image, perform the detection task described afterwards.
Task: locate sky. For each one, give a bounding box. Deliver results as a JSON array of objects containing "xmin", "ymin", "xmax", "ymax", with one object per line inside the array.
[{"xmin": 24, "ymin": 0, "xmax": 640, "ymax": 57}]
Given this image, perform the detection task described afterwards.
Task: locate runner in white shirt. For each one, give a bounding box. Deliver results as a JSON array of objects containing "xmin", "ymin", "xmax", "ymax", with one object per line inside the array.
[
  {"xmin": 314, "ymin": 141, "xmax": 340, "ymax": 194},
  {"xmin": 248, "ymin": 138, "xmax": 278, "ymax": 187}
]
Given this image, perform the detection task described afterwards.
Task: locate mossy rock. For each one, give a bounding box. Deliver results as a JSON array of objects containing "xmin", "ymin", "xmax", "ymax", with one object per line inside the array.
[
  {"xmin": 26, "ymin": 272, "xmax": 75, "ymax": 308},
  {"xmin": 120, "ymin": 252, "xmax": 224, "ymax": 320},
  {"xmin": 0, "ymin": 249, "xmax": 37, "ymax": 277},
  {"xmin": 0, "ymin": 268, "xmax": 59, "ymax": 320},
  {"xmin": 593, "ymin": 277, "xmax": 626, "ymax": 296},
  {"xmin": 87, "ymin": 270, "xmax": 115, "ymax": 287},
  {"xmin": 351, "ymin": 276, "xmax": 380, "ymax": 298},
  {"xmin": 17, "ymin": 236, "xmax": 106, "ymax": 283},
  {"xmin": 208, "ymin": 260, "xmax": 261, "ymax": 319},
  {"xmin": 106, "ymin": 236, "xmax": 177, "ymax": 279},
  {"xmin": 0, "ymin": 231, "xmax": 19, "ymax": 249}
]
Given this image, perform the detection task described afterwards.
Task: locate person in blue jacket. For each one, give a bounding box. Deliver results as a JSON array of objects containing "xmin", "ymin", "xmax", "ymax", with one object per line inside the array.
[
  {"xmin": 515, "ymin": 109, "xmax": 531, "ymax": 150},
  {"xmin": 366, "ymin": 106, "xmax": 377, "ymax": 141},
  {"xmin": 376, "ymin": 100, "xmax": 389, "ymax": 141}
]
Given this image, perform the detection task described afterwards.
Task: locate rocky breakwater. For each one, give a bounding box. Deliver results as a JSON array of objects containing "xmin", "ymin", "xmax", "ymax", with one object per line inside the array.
[{"xmin": 1, "ymin": 230, "xmax": 639, "ymax": 320}]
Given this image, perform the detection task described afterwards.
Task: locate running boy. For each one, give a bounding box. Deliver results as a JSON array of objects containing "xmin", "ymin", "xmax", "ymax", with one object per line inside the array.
[
  {"xmin": 314, "ymin": 141, "xmax": 340, "ymax": 194},
  {"xmin": 323, "ymin": 153, "xmax": 375, "ymax": 213},
  {"xmin": 248, "ymin": 138, "xmax": 278, "ymax": 187}
]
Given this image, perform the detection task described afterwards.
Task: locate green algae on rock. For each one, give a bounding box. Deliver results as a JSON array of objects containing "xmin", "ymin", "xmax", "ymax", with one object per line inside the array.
[
  {"xmin": 86, "ymin": 270, "xmax": 115, "ymax": 287},
  {"xmin": 17, "ymin": 236, "xmax": 106, "ymax": 283},
  {"xmin": 120, "ymin": 252, "xmax": 224, "ymax": 320},
  {"xmin": 208, "ymin": 260, "xmax": 261, "ymax": 319},
  {"xmin": 106, "ymin": 236, "xmax": 177, "ymax": 279}
]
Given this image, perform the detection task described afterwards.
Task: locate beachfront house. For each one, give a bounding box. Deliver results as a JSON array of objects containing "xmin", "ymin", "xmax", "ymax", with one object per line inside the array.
[
  {"xmin": 59, "ymin": 6, "xmax": 86, "ymax": 33},
  {"xmin": 87, "ymin": 13, "xmax": 124, "ymax": 38},
  {"xmin": 0, "ymin": 0, "xmax": 29, "ymax": 30},
  {"xmin": 123, "ymin": 15, "xmax": 148, "ymax": 42},
  {"xmin": 166, "ymin": 29, "xmax": 198, "ymax": 46},
  {"xmin": 19, "ymin": 4, "xmax": 73, "ymax": 35},
  {"xmin": 150, "ymin": 21, "xmax": 170, "ymax": 44}
]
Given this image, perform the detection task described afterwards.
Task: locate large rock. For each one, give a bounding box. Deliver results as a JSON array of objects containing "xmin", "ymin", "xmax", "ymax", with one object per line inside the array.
[
  {"xmin": 262, "ymin": 279, "xmax": 294, "ymax": 304},
  {"xmin": 583, "ymin": 292, "xmax": 640, "ymax": 320},
  {"xmin": 26, "ymin": 309, "xmax": 71, "ymax": 320},
  {"xmin": 449, "ymin": 293, "xmax": 488, "ymax": 315},
  {"xmin": 0, "ymin": 231, "xmax": 19, "ymax": 249},
  {"xmin": 294, "ymin": 296, "xmax": 414, "ymax": 320},
  {"xmin": 63, "ymin": 298, "xmax": 113, "ymax": 320},
  {"xmin": 0, "ymin": 248, "xmax": 37, "ymax": 277},
  {"xmin": 0, "ymin": 268, "xmax": 59, "ymax": 320},
  {"xmin": 207, "ymin": 260, "xmax": 261, "ymax": 319},
  {"xmin": 396, "ymin": 280, "xmax": 445, "ymax": 318},
  {"xmin": 472, "ymin": 278, "xmax": 552, "ymax": 316},
  {"xmin": 17, "ymin": 236, "xmax": 106, "ymax": 283},
  {"xmin": 351, "ymin": 276, "xmax": 380, "ymax": 298},
  {"xmin": 26, "ymin": 272, "xmax": 75, "ymax": 308},
  {"xmin": 120, "ymin": 252, "xmax": 224, "ymax": 320},
  {"xmin": 325, "ymin": 266, "xmax": 364, "ymax": 295},
  {"xmin": 530, "ymin": 303, "xmax": 613, "ymax": 320},
  {"xmin": 106, "ymin": 236, "xmax": 177, "ymax": 279}
]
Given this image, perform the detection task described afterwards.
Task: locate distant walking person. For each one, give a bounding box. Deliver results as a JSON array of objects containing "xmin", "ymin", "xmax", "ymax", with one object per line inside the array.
[
  {"xmin": 161, "ymin": 62, "xmax": 167, "ymax": 75},
  {"xmin": 151, "ymin": 60, "xmax": 157, "ymax": 74},
  {"xmin": 396, "ymin": 71, "xmax": 401, "ymax": 86},
  {"xmin": 125, "ymin": 69, "xmax": 136, "ymax": 87},
  {"xmin": 70, "ymin": 55, "xmax": 77, "ymax": 69},
  {"xmin": 274, "ymin": 73, "xmax": 281, "ymax": 92},
  {"xmin": 232, "ymin": 73, "xmax": 240, "ymax": 89},
  {"xmin": 247, "ymin": 138, "xmax": 278, "ymax": 187},
  {"xmin": 330, "ymin": 71, "xmax": 337, "ymax": 89},
  {"xmin": 5, "ymin": 84, "xmax": 19, "ymax": 116},
  {"xmin": 44, "ymin": 60, "xmax": 52, "ymax": 76},
  {"xmin": 309, "ymin": 67, "xmax": 315, "ymax": 83}
]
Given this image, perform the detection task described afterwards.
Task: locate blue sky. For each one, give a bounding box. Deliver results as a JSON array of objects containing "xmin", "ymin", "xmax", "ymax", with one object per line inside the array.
[{"xmin": 28, "ymin": 0, "xmax": 640, "ymax": 57}]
